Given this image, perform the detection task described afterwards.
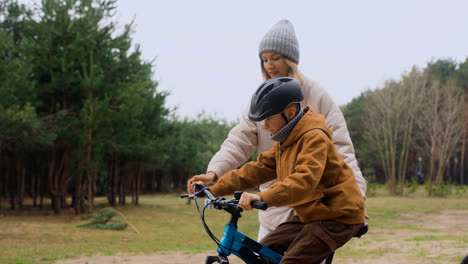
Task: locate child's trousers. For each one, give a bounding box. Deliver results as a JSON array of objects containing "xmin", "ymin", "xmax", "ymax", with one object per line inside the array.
[{"xmin": 260, "ymin": 216, "xmax": 362, "ymax": 264}]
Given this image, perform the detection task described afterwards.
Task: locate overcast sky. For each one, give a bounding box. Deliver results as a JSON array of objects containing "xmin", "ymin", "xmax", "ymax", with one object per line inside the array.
[{"xmin": 21, "ymin": 0, "xmax": 468, "ymax": 122}]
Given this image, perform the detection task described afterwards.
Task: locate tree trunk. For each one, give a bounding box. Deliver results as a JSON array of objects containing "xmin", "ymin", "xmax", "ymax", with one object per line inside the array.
[
  {"xmin": 86, "ymin": 168, "xmax": 93, "ymax": 213},
  {"xmin": 39, "ymin": 170, "xmax": 44, "ymax": 209},
  {"xmin": 106, "ymin": 160, "xmax": 113, "ymax": 205},
  {"xmin": 106, "ymin": 161, "xmax": 111, "ymax": 204},
  {"xmin": 7, "ymin": 160, "xmax": 16, "ymax": 210},
  {"xmin": 0, "ymin": 151, "xmax": 3, "ymax": 212},
  {"xmin": 17, "ymin": 163, "xmax": 25, "ymax": 208},
  {"xmin": 91, "ymin": 170, "xmax": 96, "ymax": 209},
  {"xmin": 74, "ymin": 168, "xmax": 83, "ymax": 215},
  {"xmin": 461, "ymin": 91, "xmax": 468, "ymax": 185},
  {"xmin": 60, "ymin": 151, "xmax": 70, "ymax": 210},
  {"xmin": 107, "ymin": 155, "xmax": 117, "ymax": 206},
  {"xmin": 136, "ymin": 160, "xmax": 142, "ymax": 205},
  {"xmin": 426, "ymin": 142, "xmax": 437, "ymax": 196},
  {"xmin": 85, "ymin": 65, "xmax": 94, "ymax": 213},
  {"xmin": 155, "ymin": 169, "xmax": 163, "ymax": 192},
  {"xmin": 86, "ymin": 129, "xmax": 93, "ymax": 212},
  {"xmin": 55, "ymin": 150, "xmax": 67, "ymax": 212},
  {"xmin": 398, "ymin": 114, "xmax": 414, "ymax": 193},
  {"xmin": 32, "ymin": 173, "xmax": 37, "ymax": 207},
  {"xmin": 131, "ymin": 170, "xmax": 135, "ymax": 204},
  {"xmin": 48, "ymin": 147, "xmax": 58, "ymax": 213},
  {"xmin": 113, "ymin": 156, "xmax": 118, "ymax": 205},
  {"xmin": 48, "ymin": 145, "xmax": 66, "ymax": 214},
  {"xmin": 119, "ymin": 160, "xmax": 126, "ymax": 205}
]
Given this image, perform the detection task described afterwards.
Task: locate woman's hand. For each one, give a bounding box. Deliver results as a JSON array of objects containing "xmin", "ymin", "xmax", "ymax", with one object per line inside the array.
[
  {"xmin": 187, "ymin": 171, "xmax": 217, "ymax": 194},
  {"xmin": 238, "ymin": 193, "xmax": 261, "ymax": 211}
]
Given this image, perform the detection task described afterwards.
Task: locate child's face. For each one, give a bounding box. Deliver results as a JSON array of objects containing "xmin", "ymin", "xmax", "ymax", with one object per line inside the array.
[{"xmin": 264, "ymin": 114, "xmax": 286, "ymax": 135}]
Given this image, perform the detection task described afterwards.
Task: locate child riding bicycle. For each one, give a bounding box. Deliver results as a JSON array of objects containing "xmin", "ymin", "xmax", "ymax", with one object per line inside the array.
[{"xmin": 190, "ymin": 77, "xmax": 365, "ymax": 263}]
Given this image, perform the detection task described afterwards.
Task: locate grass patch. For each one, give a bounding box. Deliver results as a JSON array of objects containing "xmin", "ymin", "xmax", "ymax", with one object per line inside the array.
[
  {"xmin": 365, "ymin": 195, "xmax": 468, "ymax": 230},
  {"xmin": 407, "ymin": 235, "xmax": 468, "ymax": 242},
  {"xmin": 0, "ymin": 194, "xmax": 261, "ymax": 264}
]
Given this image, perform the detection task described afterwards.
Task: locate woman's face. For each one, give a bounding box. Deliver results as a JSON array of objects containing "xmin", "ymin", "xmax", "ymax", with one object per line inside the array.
[{"xmin": 261, "ymin": 51, "xmax": 290, "ymax": 78}]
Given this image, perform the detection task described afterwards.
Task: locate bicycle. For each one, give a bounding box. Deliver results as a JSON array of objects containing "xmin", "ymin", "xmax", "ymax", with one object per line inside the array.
[{"xmin": 181, "ymin": 183, "xmax": 368, "ymax": 264}]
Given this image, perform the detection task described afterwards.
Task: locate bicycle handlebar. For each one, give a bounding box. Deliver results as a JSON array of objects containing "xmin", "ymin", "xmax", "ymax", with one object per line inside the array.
[
  {"xmin": 181, "ymin": 183, "xmax": 268, "ymax": 211},
  {"xmin": 250, "ymin": 200, "xmax": 268, "ymax": 210},
  {"xmin": 233, "ymin": 191, "xmax": 268, "ymax": 210}
]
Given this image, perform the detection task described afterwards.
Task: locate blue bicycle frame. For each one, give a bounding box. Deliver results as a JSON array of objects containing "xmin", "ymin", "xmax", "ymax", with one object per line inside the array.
[
  {"xmin": 183, "ymin": 184, "xmax": 283, "ymax": 264},
  {"xmin": 212, "ymin": 211, "xmax": 283, "ymax": 263}
]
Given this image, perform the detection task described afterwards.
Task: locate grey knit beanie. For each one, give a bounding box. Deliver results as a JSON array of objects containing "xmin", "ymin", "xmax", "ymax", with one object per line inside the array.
[{"xmin": 259, "ymin": 19, "xmax": 300, "ymax": 64}]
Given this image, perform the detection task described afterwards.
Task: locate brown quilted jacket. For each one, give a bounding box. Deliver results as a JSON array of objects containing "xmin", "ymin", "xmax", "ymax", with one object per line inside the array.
[{"xmin": 210, "ymin": 107, "xmax": 365, "ymax": 225}]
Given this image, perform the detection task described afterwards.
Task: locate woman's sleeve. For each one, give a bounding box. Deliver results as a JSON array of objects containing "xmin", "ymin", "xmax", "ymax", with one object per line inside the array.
[
  {"xmin": 317, "ymin": 89, "xmax": 367, "ymax": 198},
  {"xmin": 206, "ymin": 105, "xmax": 258, "ymax": 179},
  {"xmin": 303, "ymin": 77, "xmax": 367, "ymax": 198}
]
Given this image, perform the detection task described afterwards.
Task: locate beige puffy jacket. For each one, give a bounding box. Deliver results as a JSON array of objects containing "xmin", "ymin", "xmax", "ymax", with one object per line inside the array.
[{"xmin": 207, "ymin": 75, "xmax": 367, "ymax": 231}]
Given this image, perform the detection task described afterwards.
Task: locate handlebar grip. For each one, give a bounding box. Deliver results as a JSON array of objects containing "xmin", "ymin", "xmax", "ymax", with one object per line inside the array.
[
  {"xmin": 235, "ymin": 191, "xmax": 268, "ymax": 210},
  {"xmin": 251, "ymin": 200, "xmax": 268, "ymax": 210}
]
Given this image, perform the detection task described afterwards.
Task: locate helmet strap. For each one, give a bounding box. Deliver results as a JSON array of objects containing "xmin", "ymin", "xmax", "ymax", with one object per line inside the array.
[{"xmin": 281, "ymin": 112, "xmax": 289, "ymax": 124}]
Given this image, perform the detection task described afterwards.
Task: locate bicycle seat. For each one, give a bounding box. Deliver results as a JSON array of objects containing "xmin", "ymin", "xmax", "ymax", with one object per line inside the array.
[{"xmin": 354, "ymin": 222, "xmax": 368, "ymax": 237}]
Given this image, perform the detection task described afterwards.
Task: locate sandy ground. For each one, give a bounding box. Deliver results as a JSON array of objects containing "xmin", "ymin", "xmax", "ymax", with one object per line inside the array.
[
  {"xmin": 55, "ymin": 210, "xmax": 468, "ymax": 264},
  {"xmin": 54, "ymin": 252, "xmax": 244, "ymax": 264}
]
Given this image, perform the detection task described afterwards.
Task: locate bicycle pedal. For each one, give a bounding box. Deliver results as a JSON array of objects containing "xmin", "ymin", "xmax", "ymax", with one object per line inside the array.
[{"xmin": 205, "ymin": 254, "xmax": 229, "ymax": 264}]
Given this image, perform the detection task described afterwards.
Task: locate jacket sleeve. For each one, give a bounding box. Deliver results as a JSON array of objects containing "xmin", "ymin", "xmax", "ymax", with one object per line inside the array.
[
  {"xmin": 206, "ymin": 105, "xmax": 258, "ymax": 179},
  {"xmin": 303, "ymin": 77, "xmax": 367, "ymax": 198},
  {"xmin": 258, "ymin": 131, "xmax": 326, "ymax": 207},
  {"xmin": 319, "ymin": 91, "xmax": 367, "ymax": 198},
  {"xmin": 209, "ymin": 148, "xmax": 277, "ymax": 197}
]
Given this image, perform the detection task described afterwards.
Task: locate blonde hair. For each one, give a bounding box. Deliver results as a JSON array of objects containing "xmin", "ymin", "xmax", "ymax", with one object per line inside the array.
[{"xmin": 260, "ymin": 55, "xmax": 304, "ymax": 85}]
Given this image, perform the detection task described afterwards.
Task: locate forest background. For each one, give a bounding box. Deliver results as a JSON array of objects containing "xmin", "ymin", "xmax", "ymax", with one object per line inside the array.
[{"xmin": 1, "ymin": 0, "xmax": 467, "ymax": 215}]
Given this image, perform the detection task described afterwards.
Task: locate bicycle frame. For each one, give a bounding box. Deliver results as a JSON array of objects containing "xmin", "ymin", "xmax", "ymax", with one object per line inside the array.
[
  {"xmin": 182, "ymin": 184, "xmax": 282, "ymax": 264},
  {"xmin": 209, "ymin": 206, "xmax": 283, "ymax": 264}
]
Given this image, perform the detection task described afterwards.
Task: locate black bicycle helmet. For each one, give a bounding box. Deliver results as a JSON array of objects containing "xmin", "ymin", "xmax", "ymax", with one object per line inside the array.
[{"xmin": 248, "ymin": 77, "xmax": 304, "ymax": 122}]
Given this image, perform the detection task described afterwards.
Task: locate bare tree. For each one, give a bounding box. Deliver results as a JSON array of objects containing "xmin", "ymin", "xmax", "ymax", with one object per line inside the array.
[
  {"xmin": 415, "ymin": 78, "xmax": 465, "ymax": 194},
  {"xmin": 397, "ymin": 70, "xmax": 427, "ymax": 191},
  {"xmin": 365, "ymin": 68, "xmax": 425, "ymax": 195}
]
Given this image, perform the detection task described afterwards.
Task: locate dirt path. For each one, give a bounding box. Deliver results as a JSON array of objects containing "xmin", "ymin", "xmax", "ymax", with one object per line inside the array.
[
  {"xmin": 56, "ymin": 210, "xmax": 468, "ymax": 264},
  {"xmin": 54, "ymin": 252, "xmax": 243, "ymax": 264}
]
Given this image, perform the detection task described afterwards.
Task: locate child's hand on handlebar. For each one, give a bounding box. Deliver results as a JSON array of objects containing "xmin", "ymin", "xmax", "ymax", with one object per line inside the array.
[
  {"xmin": 187, "ymin": 171, "xmax": 217, "ymax": 194},
  {"xmin": 239, "ymin": 193, "xmax": 261, "ymax": 211}
]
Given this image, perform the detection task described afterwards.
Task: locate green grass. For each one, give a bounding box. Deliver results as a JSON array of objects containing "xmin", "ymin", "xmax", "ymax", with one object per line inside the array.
[
  {"xmin": 406, "ymin": 235, "xmax": 468, "ymax": 242},
  {"xmin": 1, "ymin": 190, "xmax": 468, "ymax": 264},
  {"xmin": 0, "ymin": 194, "xmax": 260, "ymax": 264}
]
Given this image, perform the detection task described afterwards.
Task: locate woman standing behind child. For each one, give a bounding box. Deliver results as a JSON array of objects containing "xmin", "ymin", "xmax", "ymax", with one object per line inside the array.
[{"xmin": 188, "ymin": 19, "xmax": 367, "ymax": 242}]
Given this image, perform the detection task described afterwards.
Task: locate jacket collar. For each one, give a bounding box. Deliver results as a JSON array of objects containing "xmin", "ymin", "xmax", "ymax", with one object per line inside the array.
[{"xmin": 280, "ymin": 106, "xmax": 333, "ymax": 149}]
